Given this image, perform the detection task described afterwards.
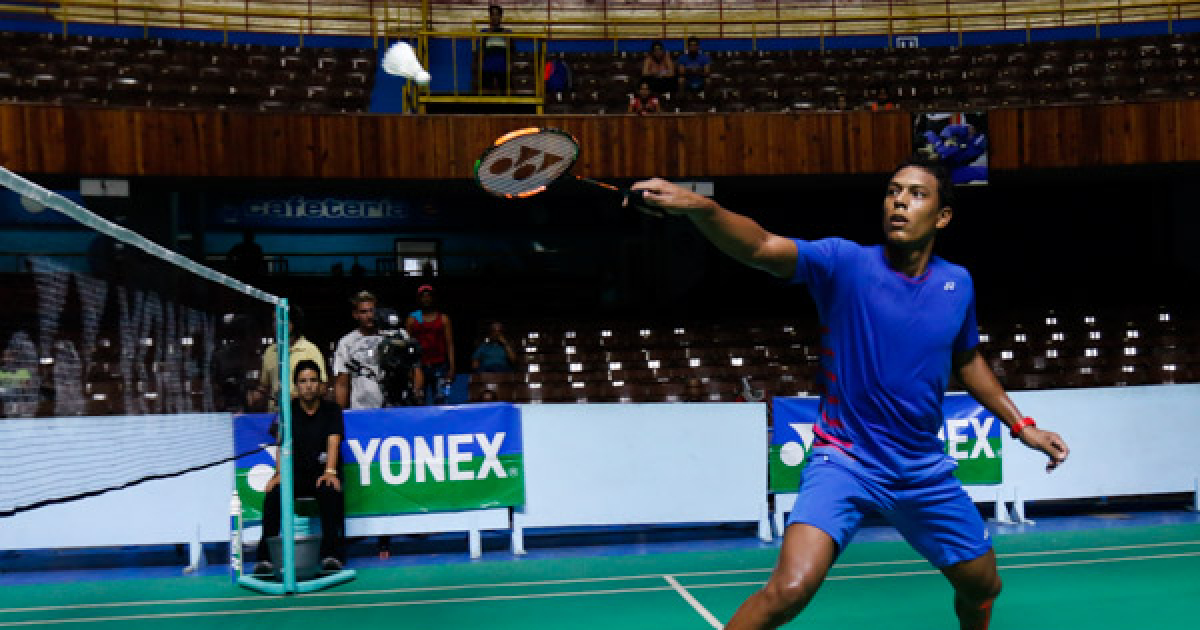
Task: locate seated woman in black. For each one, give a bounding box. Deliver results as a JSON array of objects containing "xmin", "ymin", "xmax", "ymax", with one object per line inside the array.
[{"xmin": 254, "ymin": 358, "xmax": 346, "ymax": 574}]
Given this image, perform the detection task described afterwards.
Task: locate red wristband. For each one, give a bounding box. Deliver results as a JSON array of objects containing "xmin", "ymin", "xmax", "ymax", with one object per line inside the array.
[{"xmin": 1010, "ymin": 417, "xmax": 1036, "ymax": 439}]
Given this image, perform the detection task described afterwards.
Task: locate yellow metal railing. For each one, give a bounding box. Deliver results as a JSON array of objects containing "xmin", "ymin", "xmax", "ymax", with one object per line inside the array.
[
  {"xmin": 411, "ymin": 31, "xmax": 547, "ymax": 114},
  {"xmin": 0, "ymin": 1, "xmax": 1197, "ymax": 43}
]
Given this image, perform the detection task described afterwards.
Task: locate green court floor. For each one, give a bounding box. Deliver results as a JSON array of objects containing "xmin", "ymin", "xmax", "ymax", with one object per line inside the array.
[{"xmin": 1, "ymin": 524, "xmax": 1197, "ymax": 629}]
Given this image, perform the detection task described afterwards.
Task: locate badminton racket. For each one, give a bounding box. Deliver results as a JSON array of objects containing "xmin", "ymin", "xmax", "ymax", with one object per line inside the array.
[{"xmin": 473, "ymin": 127, "xmax": 662, "ymax": 216}]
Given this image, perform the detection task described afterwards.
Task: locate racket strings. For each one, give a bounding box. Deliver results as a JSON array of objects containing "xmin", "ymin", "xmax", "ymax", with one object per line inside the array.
[{"xmin": 477, "ymin": 130, "xmax": 579, "ymax": 197}]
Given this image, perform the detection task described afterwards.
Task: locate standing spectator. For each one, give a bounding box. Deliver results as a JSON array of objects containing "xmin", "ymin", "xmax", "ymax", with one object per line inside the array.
[
  {"xmin": 676, "ymin": 37, "xmax": 711, "ymax": 94},
  {"xmin": 641, "ymin": 40, "xmax": 675, "ymax": 96},
  {"xmin": 334, "ymin": 291, "xmax": 386, "ymax": 411},
  {"xmin": 253, "ymin": 360, "xmax": 346, "ymax": 575},
  {"xmin": 628, "ymin": 81, "xmax": 662, "ymax": 115},
  {"xmin": 471, "ymin": 321, "xmax": 517, "ymax": 373},
  {"xmin": 333, "ymin": 291, "xmax": 421, "ymax": 559},
  {"xmin": 406, "ymin": 285, "xmax": 456, "ymax": 405},
  {"xmin": 544, "ymin": 52, "xmax": 572, "ymax": 93},
  {"xmin": 228, "ymin": 230, "xmax": 266, "ymax": 282},
  {"xmin": 258, "ymin": 305, "xmax": 327, "ymax": 411},
  {"xmin": 682, "ymin": 377, "xmax": 707, "ymax": 403},
  {"xmin": 479, "ymin": 4, "xmax": 512, "ymax": 94}
]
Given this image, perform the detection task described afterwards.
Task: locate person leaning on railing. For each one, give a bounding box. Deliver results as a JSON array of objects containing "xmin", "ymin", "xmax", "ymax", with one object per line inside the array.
[{"xmin": 478, "ymin": 4, "xmax": 512, "ymax": 94}]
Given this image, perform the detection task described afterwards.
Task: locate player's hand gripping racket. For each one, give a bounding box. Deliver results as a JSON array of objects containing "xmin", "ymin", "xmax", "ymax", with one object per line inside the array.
[{"xmin": 474, "ymin": 128, "xmax": 662, "ymax": 217}]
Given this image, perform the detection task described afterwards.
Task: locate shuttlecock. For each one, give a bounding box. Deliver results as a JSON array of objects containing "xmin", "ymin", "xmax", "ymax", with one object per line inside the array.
[{"xmin": 383, "ymin": 41, "xmax": 431, "ymax": 86}]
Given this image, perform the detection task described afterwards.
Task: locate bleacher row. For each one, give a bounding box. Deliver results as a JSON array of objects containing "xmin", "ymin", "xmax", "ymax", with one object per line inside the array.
[
  {"xmin": 539, "ymin": 33, "xmax": 1200, "ymax": 113},
  {"xmin": 470, "ymin": 308, "xmax": 1199, "ymax": 403},
  {"xmin": 0, "ymin": 31, "xmax": 375, "ymax": 112},
  {"xmin": 3, "ymin": 30, "xmax": 1199, "ymax": 114}
]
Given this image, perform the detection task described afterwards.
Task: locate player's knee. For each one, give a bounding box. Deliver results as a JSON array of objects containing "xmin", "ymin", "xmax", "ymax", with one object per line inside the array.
[
  {"xmin": 958, "ymin": 573, "xmax": 1002, "ymax": 604},
  {"xmin": 762, "ymin": 575, "xmax": 817, "ymax": 618}
]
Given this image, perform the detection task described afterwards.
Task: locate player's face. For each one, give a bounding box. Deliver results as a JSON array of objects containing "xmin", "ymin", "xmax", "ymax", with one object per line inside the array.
[
  {"xmin": 353, "ymin": 300, "xmax": 376, "ymax": 332},
  {"xmin": 882, "ymin": 167, "xmax": 951, "ymax": 249},
  {"xmin": 294, "ymin": 369, "xmax": 321, "ymax": 403},
  {"xmin": 418, "ymin": 292, "xmax": 434, "ymax": 309}
]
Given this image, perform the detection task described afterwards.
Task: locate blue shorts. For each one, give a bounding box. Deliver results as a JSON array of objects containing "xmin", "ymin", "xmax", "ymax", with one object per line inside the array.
[{"xmin": 786, "ymin": 450, "xmax": 992, "ymax": 568}]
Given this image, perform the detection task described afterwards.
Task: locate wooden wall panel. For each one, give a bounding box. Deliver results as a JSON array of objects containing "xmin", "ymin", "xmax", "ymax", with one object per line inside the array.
[
  {"xmin": 992, "ymin": 102, "xmax": 1196, "ymax": 170},
  {"xmin": 0, "ymin": 103, "xmax": 1196, "ymax": 180}
]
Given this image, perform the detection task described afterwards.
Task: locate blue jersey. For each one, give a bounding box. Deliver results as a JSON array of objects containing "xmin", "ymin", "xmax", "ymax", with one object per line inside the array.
[{"xmin": 791, "ymin": 238, "xmax": 979, "ymax": 484}]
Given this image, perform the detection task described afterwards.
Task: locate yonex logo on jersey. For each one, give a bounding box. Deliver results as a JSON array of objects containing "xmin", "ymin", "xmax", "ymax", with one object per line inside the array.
[{"xmin": 944, "ymin": 282, "xmax": 956, "ymax": 291}]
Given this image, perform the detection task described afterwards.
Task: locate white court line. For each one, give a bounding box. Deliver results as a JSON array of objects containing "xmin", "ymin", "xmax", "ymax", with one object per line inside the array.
[
  {"xmin": 0, "ymin": 551, "xmax": 1197, "ymax": 627},
  {"xmin": 683, "ymin": 550, "xmax": 1200, "ymax": 591},
  {"xmin": 0, "ymin": 585, "xmax": 676, "ymax": 628},
  {"xmin": 664, "ymin": 575, "xmax": 723, "ymax": 629},
  {"xmin": 2, "ymin": 540, "xmax": 1199, "ymax": 617}
]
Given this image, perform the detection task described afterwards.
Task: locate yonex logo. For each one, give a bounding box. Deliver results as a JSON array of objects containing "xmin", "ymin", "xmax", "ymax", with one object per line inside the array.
[
  {"xmin": 487, "ymin": 146, "xmax": 565, "ymax": 181},
  {"xmin": 944, "ymin": 282, "xmax": 956, "ymax": 291}
]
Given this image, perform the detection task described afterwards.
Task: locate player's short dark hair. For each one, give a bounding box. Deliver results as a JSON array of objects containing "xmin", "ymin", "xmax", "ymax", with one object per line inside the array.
[
  {"xmin": 350, "ymin": 290, "xmax": 376, "ymax": 307},
  {"xmin": 890, "ymin": 156, "xmax": 955, "ymax": 211},
  {"xmin": 687, "ymin": 36, "xmax": 700, "ymax": 46},
  {"xmin": 293, "ymin": 359, "xmax": 323, "ymax": 384},
  {"xmin": 650, "ymin": 40, "xmax": 664, "ymax": 50},
  {"xmin": 489, "ymin": 4, "xmax": 502, "ymax": 16}
]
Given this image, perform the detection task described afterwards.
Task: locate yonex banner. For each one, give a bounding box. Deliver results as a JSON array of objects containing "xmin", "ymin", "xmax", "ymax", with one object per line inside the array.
[
  {"xmin": 234, "ymin": 403, "xmax": 524, "ymax": 520},
  {"xmin": 769, "ymin": 395, "xmax": 1002, "ymax": 493}
]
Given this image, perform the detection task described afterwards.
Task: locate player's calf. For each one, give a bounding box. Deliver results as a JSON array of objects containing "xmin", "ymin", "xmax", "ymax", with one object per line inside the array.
[{"xmin": 952, "ymin": 574, "xmax": 1001, "ymax": 630}]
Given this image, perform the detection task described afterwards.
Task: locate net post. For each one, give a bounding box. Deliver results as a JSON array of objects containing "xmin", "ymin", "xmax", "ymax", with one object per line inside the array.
[{"xmin": 276, "ymin": 299, "xmax": 297, "ymax": 593}]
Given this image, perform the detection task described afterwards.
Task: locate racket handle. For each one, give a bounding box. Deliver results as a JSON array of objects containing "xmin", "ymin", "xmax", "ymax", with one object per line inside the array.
[{"xmin": 624, "ymin": 189, "xmax": 664, "ymax": 218}]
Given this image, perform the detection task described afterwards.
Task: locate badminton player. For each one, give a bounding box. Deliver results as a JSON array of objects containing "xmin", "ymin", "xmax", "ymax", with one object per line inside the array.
[{"xmin": 630, "ymin": 158, "xmax": 1069, "ymax": 630}]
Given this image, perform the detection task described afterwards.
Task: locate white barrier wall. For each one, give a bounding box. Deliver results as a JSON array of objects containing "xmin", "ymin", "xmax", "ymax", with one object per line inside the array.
[
  {"xmin": 773, "ymin": 385, "xmax": 1200, "ymax": 531},
  {"xmin": 512, "ymin": 402, "xmax": 771, "ymax": 552},
  {"xmin": 1003, "ymin": 385, "xmax": 1200, "ymax": 501},
  {"xmin": 3, "ymin": 386, "xmax": 1197, "ymax": 560}
]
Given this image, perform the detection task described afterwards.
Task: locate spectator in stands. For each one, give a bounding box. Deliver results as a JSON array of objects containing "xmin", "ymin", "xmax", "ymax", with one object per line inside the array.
[
  {"xmin": 258, "ymin": 305, "xmax": 327, "ymax": 411},
  {"xmin": 823, "ymin": 92, "xmax": 853, "ymax": 112},
  {"xmin": 683, "ymin": 377, "xmax": 706, "ymax": 402},
  {"xmin": 228, "ymin": 230, "xmax": 266, "ymax": 282},
  {"xmin": 254, "ymin": 359, "xmax": 346, "ymax": 575},
  {"xmin": 676, "ymin": 37, "xmax": 711, "ymax": 94},
  {"xmin": 544, "ymin": 52, "xmax": 572, "ymax": 93},
  {"xmin": 406, "ymin": 285, "xmax": 456, "ymax": 405},
  {"xmin": 212, "ymin": 314, "xmax": 262, "ymax": 412},
  {"xmin": 472, "ymin": 321, "xmax": 517, "ymax": 373},
  {"xmin": 869, "ymin": 86, "xmax": 895, "ymax": 111},
  {"xmin": 641, "ymin": 40, "xmax": 675, "ymax": 96},
  {"xmin": 479, "ymin": 4, "xmax": 512, "ymax": 94},
  {"xmin": 0, "ymin": 331, "xmax": 37, "ymax": 417},
  {"xmin": 478, "ymin": 388, "xmax": 499, "ymax": 403},
  {"xmin": 628, "ymin": 81, "xmax": 662, "ymax": 115}
]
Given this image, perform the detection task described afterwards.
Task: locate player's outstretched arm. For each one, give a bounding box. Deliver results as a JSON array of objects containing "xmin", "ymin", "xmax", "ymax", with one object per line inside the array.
[
  {"xmin": 631, "ymin": 178, "xmax": 798, "ymax": 278},
  {"xmin": 954, "ymin": 348, "xmax": 1070, "ymax": 472}
]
